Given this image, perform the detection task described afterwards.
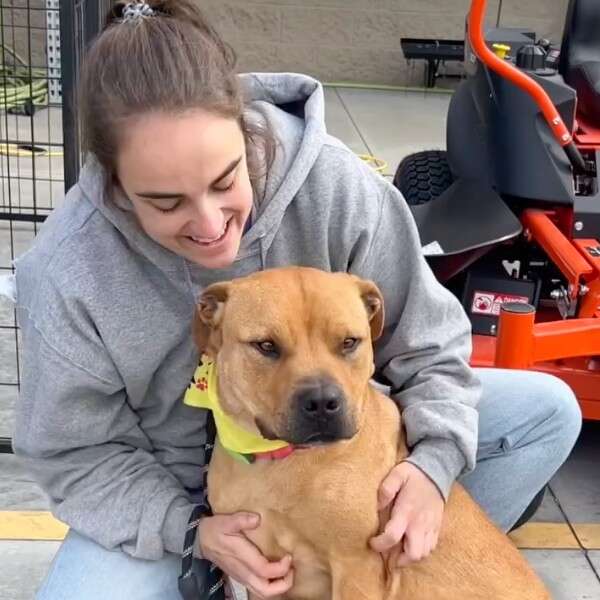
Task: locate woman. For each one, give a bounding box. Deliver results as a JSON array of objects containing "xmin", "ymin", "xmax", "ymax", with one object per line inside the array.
[{"xmin": 12, "ymin": 2, "xmax": 581, "ymax": 598}]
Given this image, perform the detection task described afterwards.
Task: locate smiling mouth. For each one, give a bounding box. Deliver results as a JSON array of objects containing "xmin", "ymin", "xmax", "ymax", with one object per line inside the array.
[{"xmin": 186, "ymin": 218, "xmax": 231, "ymax": 247}]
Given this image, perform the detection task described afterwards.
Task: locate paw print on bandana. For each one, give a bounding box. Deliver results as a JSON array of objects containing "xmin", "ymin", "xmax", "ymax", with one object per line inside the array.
[{"xmin": 196, "ymin": 377, "xmax": 208, "ymax": 391}]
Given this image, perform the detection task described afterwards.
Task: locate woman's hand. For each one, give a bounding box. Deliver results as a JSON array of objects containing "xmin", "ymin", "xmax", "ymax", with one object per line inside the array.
[
  {"xmin": 370, "ymin": 462, "xmax": 445, "ymax": 567},
  {"xmin": 198, "ymin": 512, "xmax": 294, "ymax": 598}
]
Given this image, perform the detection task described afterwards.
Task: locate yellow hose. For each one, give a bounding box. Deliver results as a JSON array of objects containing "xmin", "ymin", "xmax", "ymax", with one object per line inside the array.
[
  {"xmin": 0, "ymin": 143, "xmax": 62, "ymax": 157},
  {"xmin": 358, "ymin": 154, "xmax": 388, "ymax": 174},
  {"xmin": 0, "ymin": 44, "xmax": 48, "ymax": 111}
]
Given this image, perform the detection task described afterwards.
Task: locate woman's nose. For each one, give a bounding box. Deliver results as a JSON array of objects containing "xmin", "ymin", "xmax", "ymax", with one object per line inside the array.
[{"xmin": 187, "ymin": 196, "xmax": 225, "ymax": 236}]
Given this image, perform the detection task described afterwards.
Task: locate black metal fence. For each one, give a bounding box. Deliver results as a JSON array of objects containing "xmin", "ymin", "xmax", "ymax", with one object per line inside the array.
[{"xmin": 0, "ymin": 0, "xmax": 109, "ymax": 453}]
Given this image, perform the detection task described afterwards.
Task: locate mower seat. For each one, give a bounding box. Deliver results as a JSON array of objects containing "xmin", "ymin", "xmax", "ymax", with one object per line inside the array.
[
  {"xmin": 559, "ymin": 0, "xmax": 600, "ymax": 123},
  {"xmin": 411, "ymin": 180, "xmax": 522, "ymax": 282}
]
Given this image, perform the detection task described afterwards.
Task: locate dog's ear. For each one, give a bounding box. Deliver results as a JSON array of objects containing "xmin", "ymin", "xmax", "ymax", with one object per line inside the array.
[
  {"xmin": 354, "ymin": 278, "xmax": 385, "ymax": 341},
  {"xmin": 193, "ymin": 282, "xmax": 231, "ymax": 356}
]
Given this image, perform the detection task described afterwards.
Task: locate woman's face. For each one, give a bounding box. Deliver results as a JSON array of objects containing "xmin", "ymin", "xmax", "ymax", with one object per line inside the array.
[{"xmin": 116, "ymin": 110, "xmax": 253, "ymax": 269}]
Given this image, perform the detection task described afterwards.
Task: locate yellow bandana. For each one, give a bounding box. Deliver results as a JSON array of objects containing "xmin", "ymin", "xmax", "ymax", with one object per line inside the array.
[{"xmin": 184, "ymin": 355, "xmax": 289, "ymax": 462}]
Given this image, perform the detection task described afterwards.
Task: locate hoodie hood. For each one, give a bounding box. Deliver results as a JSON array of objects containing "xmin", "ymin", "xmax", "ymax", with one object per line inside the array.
[
  {"xmin": 237, "ymin": 73, "xmax": 327, "ymax": 258},
  {"xmin": 77, "ymin": 72, "xmax": 327, "ymax": 274}
]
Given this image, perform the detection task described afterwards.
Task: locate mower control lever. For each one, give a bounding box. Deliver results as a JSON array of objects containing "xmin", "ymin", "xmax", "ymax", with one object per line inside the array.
[
  {"xmin": 468, "ymin": 0, "xmax": 590, "ymax": 175},
  {"xmin": 564, "ymin": 141, "xmax": 588, "ymax": 174}
]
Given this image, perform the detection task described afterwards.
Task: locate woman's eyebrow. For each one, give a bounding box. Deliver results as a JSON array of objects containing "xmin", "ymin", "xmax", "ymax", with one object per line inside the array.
[
  {"xmin": 212, "ymin": 156, "xmax": 243, "ymax": 184},
  {"xmin": 135, "ymin": 156, "xmax": 243, "ymax": 199}
]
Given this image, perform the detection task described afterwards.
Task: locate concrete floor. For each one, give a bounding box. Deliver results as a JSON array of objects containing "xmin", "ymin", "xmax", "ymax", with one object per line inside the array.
[{"xmin": 1, "ymin": 86, "xmax": 600, "ymax": 599}]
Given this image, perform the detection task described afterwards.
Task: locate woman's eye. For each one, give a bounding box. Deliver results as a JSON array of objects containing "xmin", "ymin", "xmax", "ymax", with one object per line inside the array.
[
  {"xmin": 342, "ymin": 337, "xmax": 360, "ymax": 353},
  {"xmin": 214, "ymin": 179, "xmax": 235, "ymax": 193},
  {"xmin": 252, "ymin": 340, "xmax": 280, "ymax": 358},
  {"xmin": 154, "ymin": 202, "xmax": 180, "ymax": 213}
]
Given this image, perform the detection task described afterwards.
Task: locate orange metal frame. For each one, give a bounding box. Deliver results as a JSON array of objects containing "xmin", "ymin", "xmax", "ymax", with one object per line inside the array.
[
  {"xmin": 468, "ymin": 0, "xmax": 573, "ymax": 147},
  {"xmin": 471, "ymin": 337, "xmax": 600, "ymax": 420},
  {"xmin": 470, "ymin": 210, "xmax": 600, "ymax": 420},
  {"xmin": 522, "ymin": 210, "xmax": 593, "ymax": 300},
  {"xmin": 574, "ymin": 116, "xmax": 600, "ymax": 149},
  {"xmin": 469, "ymin": 208, "xmax": 600, "ymax": 422},
  {"xmin": 467, "ymin": 0, "xmax": 600, "ymax": 420}
]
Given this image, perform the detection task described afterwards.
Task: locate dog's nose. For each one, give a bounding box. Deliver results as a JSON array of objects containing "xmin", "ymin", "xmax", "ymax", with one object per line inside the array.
[
  {"xmin": 287, "ymin": 379, "xmax": 354, "ymax": 445},
  {"xmin": 298, "ymin": 382, "xmax": 343, "ymax": 419}
]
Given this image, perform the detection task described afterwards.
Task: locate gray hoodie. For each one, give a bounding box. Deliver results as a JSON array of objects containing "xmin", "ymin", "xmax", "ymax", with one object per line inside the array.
[{"xmin": 13, "ymin": 73, "xmax": 480, "ymax": 560}]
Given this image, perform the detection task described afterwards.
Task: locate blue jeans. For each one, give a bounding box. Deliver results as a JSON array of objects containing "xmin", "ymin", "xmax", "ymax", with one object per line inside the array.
[{"xmin": 36, "ymin": 369, "xmax": 582, "ymax": 600}]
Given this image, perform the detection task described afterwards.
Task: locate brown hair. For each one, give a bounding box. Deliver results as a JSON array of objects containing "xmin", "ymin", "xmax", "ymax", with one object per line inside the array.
[{"xmin": 78, "ymin": 0, "xmax": 274, "ymax": 188}]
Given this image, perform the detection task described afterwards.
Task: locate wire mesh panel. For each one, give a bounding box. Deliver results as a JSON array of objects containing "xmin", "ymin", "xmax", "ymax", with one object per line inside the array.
[{"xmin": 0, "ymin": 0, "xmax": 109, "ymax": 452}]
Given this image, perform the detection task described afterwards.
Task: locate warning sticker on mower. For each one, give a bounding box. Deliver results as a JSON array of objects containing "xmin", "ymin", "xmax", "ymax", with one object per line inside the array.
[{"xmin": 471, "ymin": 291, "xmax": 529, "ymax": 316}]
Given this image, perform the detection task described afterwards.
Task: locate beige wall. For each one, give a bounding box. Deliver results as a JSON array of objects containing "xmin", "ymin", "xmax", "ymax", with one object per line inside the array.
[
  {"xmin": 200, "ymin": 0, "xmax": 570, "ymax": 85},
  {"xmin": 2, "ymin": 1, "xmax": 571, "ymax": 87}
]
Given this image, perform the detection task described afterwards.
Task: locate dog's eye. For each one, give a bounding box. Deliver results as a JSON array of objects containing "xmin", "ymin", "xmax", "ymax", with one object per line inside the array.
[
  {"xmin": 252, "ymin": 340, "xmax": 280, "ymax": 358},
  {"xmin": 342, "ymin": 337, "xmax": 360, "ymax": 353}
]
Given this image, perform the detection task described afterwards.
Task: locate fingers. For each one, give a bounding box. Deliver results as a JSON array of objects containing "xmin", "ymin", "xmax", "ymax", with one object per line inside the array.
[
  {"xmin": 373, "ymin": 461, "xmax": 445, "ymax": 566},
  {"xmin": 396, "ymin": 529, "xmax": 424, "ymax": 567},
  {"xmin": 372, "ymin": 492, "xmax": 441, "ymax": 564},
  {"xmin": 370, "ymin": 512, "xmax": 409, "ymax": 553},
  {"xmin": 243, "ymin": 565, "xmax": 294, "ymax": 599},
  {"xmin": 377, "ymin": 464, "xmax": 409, "ymax": 510},
  {"xmin": 200, "ymin": 512, "xmax": 294, "ymax": 598},
  {"xmin": 395, "ymin": 527, "xmax": 439, "ymax": 567},
  {"xmin": 237, "ymin": 547, "xmax": 293, "ymax": 581},
  {"xmin": 218, "ymin": 538, "xmax": 293, "ymax": 598},
  {"xmin": 220, "ymin": 521, "xmax": 292, "ymax": 580},
  {"xmin": 225, "ymin": 512, "xmax": 292, "ymax": 579},
  {"xmin": 223, "ymin": 512, "xmax": 261, "ymax": 534},
  {"xmin": 426, "ymin": 529, "xmax": 439, "ymax": 554}
]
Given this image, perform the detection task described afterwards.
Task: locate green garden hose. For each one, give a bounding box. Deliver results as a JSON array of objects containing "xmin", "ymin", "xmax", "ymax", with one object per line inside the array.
[
  {"xmin": 0, "ymin": 43, "xmax": 61, "ymax": 157},
  {"xmin": 0, "ymin": 43, "xmax": 47, "ymax": 111}
]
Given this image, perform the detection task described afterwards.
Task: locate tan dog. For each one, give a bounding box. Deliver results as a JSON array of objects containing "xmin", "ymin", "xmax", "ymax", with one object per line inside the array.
[{"xmin": 194, "ymin": 267, "xmax": 550, "ymax": 600}]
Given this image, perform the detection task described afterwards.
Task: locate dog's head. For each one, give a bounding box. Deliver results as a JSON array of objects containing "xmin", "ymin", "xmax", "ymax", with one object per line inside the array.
[{"xmin": 193, "ymin": 267, "xmax": 384, "ymax": 446}]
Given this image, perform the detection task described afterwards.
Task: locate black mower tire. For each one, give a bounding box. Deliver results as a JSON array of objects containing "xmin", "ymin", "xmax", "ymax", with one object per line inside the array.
[{"xmin": 393, "ymin": 150, "xmax": 453, "ymax": 206}]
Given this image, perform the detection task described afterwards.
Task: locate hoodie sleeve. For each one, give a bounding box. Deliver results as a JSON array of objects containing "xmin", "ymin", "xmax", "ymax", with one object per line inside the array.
[
  {"xmin": 348, "ymin": 178, "xmax": 481, "ymax": 500},
  {"xmin": 13, "ymin": 301, "xmax": 198, "ymax": 559}
]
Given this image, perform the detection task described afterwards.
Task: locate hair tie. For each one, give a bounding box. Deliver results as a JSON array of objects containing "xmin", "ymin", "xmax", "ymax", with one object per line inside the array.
[{"xmin": 121, "ymin": 2, "xmax": 155, "ymax": 23}]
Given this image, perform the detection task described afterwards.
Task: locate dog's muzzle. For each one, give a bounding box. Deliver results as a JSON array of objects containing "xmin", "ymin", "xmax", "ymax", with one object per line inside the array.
[{"xmin": 286, "ymin": 378, "xmax": 355, "ymax": 445}]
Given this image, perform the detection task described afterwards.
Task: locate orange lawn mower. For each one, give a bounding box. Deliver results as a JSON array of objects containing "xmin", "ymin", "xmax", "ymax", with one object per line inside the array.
[{"xmin": 394, "ymin": 0, "xmax": 600, "ymax": 421}]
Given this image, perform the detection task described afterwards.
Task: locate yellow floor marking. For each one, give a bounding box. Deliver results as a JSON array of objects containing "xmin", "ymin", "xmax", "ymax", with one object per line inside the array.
[
  {"xmin": 0, "ymin": 511, "xmax": 68, "ymax": 541},
  {"xmin": 509, "ymin": 522, "xmax": 580, "ymax": 549},
  {"xmin": 572, "ymin": 524, "xmax": 600, "ymax": 550}
]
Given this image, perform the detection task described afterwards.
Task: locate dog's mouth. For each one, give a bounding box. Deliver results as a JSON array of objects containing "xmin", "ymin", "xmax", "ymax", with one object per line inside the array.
[
  {"xmin": 256, "ymin": 417, "xmax": 356, "ymax": 447},
  {"xmin": 255, "ymin": 418, "xmax": 282, "ymax": 441},
  {"xmin": 298, "ymin": 431, "xmax": 352, "ymax": 446}
]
